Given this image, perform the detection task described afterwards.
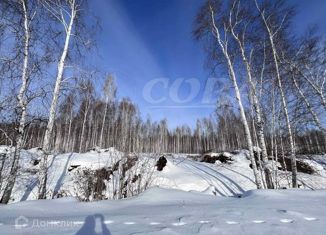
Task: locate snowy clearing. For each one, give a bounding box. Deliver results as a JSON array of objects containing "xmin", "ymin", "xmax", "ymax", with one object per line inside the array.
[
  {"xmin": 0, "ymin": 187, "xmax": 325, "ymax": 235},
  {"xmin": 0, "ymin": 147, "xmax": 326, "ymax": 234},
  {"xmin": 1, "ymin": 147, "xmax": 325, "ymax": 202}
]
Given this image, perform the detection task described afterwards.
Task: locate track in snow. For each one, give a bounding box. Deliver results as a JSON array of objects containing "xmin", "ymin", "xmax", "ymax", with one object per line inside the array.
[{"xmin": 181, "ymin": 159, "xmax": 245, "ymax": 196}]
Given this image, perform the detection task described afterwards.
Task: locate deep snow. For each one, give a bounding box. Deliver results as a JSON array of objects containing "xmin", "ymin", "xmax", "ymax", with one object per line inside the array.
[
  {"xmin": 1, "ymin": 146, "xmax": 325, "ymax": 202},
  {"xmin": 0, "ymin": 146, "xmax": 326, "ymax": 234},
  {"xmin": 0, "ymin": 187, "xmax": 325, "ymax": 235}
]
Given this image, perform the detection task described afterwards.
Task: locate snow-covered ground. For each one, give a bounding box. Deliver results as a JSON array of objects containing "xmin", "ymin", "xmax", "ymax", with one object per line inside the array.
[
  {"xmin": 0, "ymin": 146, "xmax": 326, "ymax": 234},
  {"xmin": 1, "ymin": 147, "xmax": 325, "ymax": 202},
  {"xmin": 0, "ymin": 187, "xmax": 325, "ymax": 235}
]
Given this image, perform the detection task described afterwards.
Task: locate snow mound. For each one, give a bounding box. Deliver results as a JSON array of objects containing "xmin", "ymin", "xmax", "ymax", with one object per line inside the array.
[{"xmin": 2, "ymin": 148, "xmax": 326, "ymax": 203}]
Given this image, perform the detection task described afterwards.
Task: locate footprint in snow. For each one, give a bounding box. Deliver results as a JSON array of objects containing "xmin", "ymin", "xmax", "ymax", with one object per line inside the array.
[
  {"xmin": 252, "ymin": 220, "xmax": 265, "ymax": 224},
  {"xmin": 104, "ymin": 220, "xmax": 114, "ymax": 224},
  {"xmin": 280, "ymin": 219, "xmax": 294, "ymax": 223},
  {"xmin": 15, "ymin": 223, "xmax": 28, "ymax": 228},
  {"xmin": 199, "ymin": 220, "xmax": 210, "ymax": 224},
  {"xmin": 150, "ymin": 222, "xmax": 161, "ymax": 225},
  {"xmin": 124, "ymin": 222, "xmax": 136, "ymax": 225},
  {"xmin": 172, "ymin": 222, "xmax": 186, "ymax": 226},
  {"xmin": 73, "ymin": 221, "xmax": 84, "ymax": 225},
  {"xmin": 304, "ymin": 217, "xmax": 318, "ymax": 221},
  {"xmin": 226, "ymin": 221, "xmax": 239, "ymax": 225}
]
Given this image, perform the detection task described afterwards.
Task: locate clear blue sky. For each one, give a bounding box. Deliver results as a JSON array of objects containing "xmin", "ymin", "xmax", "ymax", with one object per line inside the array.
[{"xmin": 90, "ymin": 0, "xmax": 326, "ymax": 129}]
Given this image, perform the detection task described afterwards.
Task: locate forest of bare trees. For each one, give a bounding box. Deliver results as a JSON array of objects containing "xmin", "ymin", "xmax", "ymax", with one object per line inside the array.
[
  {"xmin": 0, "ymin": 75, "xmax": 324, "ymax": 155},
  {"xmin": 194, "ymin": 0, "xmax": 326, "ymax": 187},
  {"xmin": 0, "ymin": 0, "xmax": 325, "ymax": 202}
]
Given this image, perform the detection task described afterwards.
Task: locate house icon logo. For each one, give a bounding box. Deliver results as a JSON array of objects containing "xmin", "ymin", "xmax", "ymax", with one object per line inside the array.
[{"xmin": 15, "ymin": 216, "xmax": 29, "ymax": 229}]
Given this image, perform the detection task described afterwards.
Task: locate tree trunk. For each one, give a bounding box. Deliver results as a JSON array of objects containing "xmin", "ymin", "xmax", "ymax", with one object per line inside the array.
[
  {"xmin": 1, "ymin": 0, "xmax": 30, "ymax": 204},
  {"xmin": 209, "ymin": 6, "xmax": 263, "ymax": 189},
  {"xmin": 79, "ymin": 101, "xmax": 89, "ymax": 153},
  {"xmin": 38, "ymin": 5, "xmax": 76, "ymax": 199},
  {"xmin": 99, "ymin": 98, "xmax": 109, "ymax": 148},
  {"xmin": 255, "ymin": 0, "xmax": 298, "ymax": 188}
]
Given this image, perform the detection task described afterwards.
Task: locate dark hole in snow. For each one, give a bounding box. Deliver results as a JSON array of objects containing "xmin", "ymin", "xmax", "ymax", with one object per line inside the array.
[
  {"xmin": 276, "ymin": 157, "xmax": 315, "ymax": 174},
  {"xmin": 230, "ymin": 150, "xmax": 240, "ymax": 155},
  {"xmin": 156, "ymin": 156, "xmax": 167, "ymax": 171},
  {"xmin": 201, "ymin": 155, "xmax": 217, "ymax": 164},
  {"xmin": 94, "ymin": 168, "xmax": 112, "ymax": 198},
  {"xmin": 33, "ymin": 159, "xmax": 40, "ymax": 166},
  {"xmin": 68, "ymin": 165, "xmax": 81, "ymax": 172},
  {"xmin": 253, "ymin": 150, "xmax": 261, "ymax": 163},
  {"xmin": 252, "ymin": 151, "xmax": 315, "ymax": 175},
  {"xmin": 113, "ymin": 155, "xmax": 139, "ymax": 174},
  {"xmin": 132, "ymin": 174, "xmax": 141, "ymax": 183},
  {"xmin": 95, "ymin": 167, "xmax": 112, "ymax": 181},
  {"xmin": 24, "ymin": 168, "xmax": 38, "ymax": 174},
  {"xmin": 122, "ymin": 155, "xmax": 138, "ymax": 173},
  {"xmin": 277, "ymin": 209, "xmax": 287, "ymax": 213},
  {"xmin": 201, "ymin": 153, "xmax": 233, "ymax": 164},
  {"xmin": 73, "ymin": 167, "xmax": 114, "ymax": 201}
]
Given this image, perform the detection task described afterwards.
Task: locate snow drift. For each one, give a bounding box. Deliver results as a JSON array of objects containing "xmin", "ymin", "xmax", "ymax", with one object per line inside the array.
[{"xmin": 1, "ymin": 146, "xmax": 326, "ymax": 203}]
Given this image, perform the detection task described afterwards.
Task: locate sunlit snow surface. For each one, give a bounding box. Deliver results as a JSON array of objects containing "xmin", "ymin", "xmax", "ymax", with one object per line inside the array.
[
  {"xmin": 1, "ymin": 146, "xmax": 325, "ymax": 202},
  {"xmin": 0, "ymin": 188, "xmax": 325, "ymax": 235},
  {"xmin": 0, "ymin": 146, "xmax": 326, "ymax": 234}
]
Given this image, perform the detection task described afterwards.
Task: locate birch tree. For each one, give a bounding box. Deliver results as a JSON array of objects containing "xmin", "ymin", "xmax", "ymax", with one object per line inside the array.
[
  {"xmin": 254, "ymin": 0, "xmax": 298, "ymax": 187},
  {"xmin": 281, "ymin": 37, "xmax": 326, "ymax": 133},
  {"xmin": 38, "ymin": 0, "xmax": 84, "ymax": 199},
  {"xmin": 0, "ymin": 0, "xmax": 36, "ymax": 204},
  {"xmin": 194, "ymin": 0, "xmax": 263, "ymax": 188},
  {"xmin": 78, "ymin": 79, "xmax": 94, "ymax": 153},
  {"xmin": 99, "ymin": 74, "xmax": 116, "ymax": 148},
  {"xmin": 227, "ymin": 0, "xmax": 274, "ymax": 188}
]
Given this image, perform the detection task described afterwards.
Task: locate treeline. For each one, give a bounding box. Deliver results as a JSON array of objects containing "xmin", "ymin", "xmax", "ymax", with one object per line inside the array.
[{"xmin": 0, "ymin": 76, "xmax": 324, "ymax": 155}]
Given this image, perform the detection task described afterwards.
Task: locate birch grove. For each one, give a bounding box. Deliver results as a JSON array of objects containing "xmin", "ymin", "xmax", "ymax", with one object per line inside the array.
[
  {"xmin": 227, "ymin": 0, "xmax": 274, "ymax": 189},
  {"xmin": 193, "ymin": 0, "xmax": 325, "ymax": 188},
  {"xmin": 206, "ymin": 3, "xmax": 263, "ymax": 188},
  {"xmin": 254, "ymin": 0, "xmax": 298, "ymax": 187},
  {"xmin": 0, "ymin": 0, "xmax": 325, "ymax": 202}
]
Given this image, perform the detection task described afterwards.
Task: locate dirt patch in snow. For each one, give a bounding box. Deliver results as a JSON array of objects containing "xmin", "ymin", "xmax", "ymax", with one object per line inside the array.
[
  {"xmin": 156, "ymin": 156, "xmax": 167, "ymax": 171},
  {"xmin": 200, "ymin": 153, "xmax": 233, "ymax": 164},
  {"xmin": 279, "ymin": 157, "xmax": 316, "ymax": 174}
]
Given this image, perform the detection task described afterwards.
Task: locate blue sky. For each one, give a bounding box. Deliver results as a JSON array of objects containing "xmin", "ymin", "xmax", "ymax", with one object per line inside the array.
[{"xmin": 90, "ymin": 0, "xmax": 326, "ymax": 128}]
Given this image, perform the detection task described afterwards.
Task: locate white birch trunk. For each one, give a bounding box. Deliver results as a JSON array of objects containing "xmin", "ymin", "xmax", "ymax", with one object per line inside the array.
[
  {"xmin": 1, "ymin": 0, "xmax": 30, "ymax": 204},
  {"xmin": 268, "ymin": 30, "xmax": 297, "ymax": 188},
  {"xmin": 79, "ymin": 99, "xmax": 90, "ymax": 153},
  {"xmin": 209, "ymin": 6, "xmax": 263, "ymax": 189},
  {"xmin": 38, "ymin": 3, "xmax": 76, "ymax": 199},
  {"xmin": 99, "ymin": 97, "xmax": 109, "ymax": 148},
  {"xmin": 255, "ymin": 0, "xmax": 298, "ymax": 188},
  {"xmin": 231, "ymin": 32, "xmax": 274, "ymax": 188}
]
